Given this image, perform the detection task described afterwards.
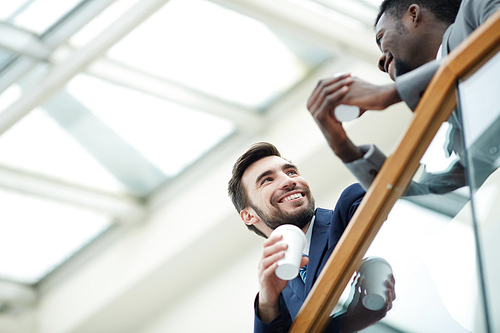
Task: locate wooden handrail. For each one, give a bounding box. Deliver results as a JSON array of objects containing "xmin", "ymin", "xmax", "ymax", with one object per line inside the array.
[{"xmin": 289, "ymin": 8, "xmax": 500, "ymax": 333}]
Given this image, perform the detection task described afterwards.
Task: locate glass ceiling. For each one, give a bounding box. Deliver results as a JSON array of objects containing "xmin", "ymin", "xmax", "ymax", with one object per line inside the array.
[
  {"xmin": 0, "ymin": 0, "xmax": 335, "ymax": 285},
  {"xmin": 71, "ymin": 0, "xmax": 331, "ymax": 109},
  {"xmin": 0, "ymin": 0, "xmax": 84, "ymax": 35},
  {"xmin": 0, "ymin": 187, "xmax": 110, "ymax": 284}
]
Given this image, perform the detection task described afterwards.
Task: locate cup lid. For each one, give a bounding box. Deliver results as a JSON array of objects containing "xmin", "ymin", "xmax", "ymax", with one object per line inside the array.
[{"xmin": 359, "ymin": 257, "xmax": 392, "ymax": 271}]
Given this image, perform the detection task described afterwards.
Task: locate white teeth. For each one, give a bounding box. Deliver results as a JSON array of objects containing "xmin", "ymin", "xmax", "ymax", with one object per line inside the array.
[{"xmin": 282, "ymin": 193, "xmax": 302, "ymax": 202}]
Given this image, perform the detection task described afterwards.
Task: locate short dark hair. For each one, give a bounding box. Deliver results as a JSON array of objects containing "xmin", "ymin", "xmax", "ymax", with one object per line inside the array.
[
  {"xmin": 375, "ymin": 0, "xmax": 461, "ymax": 27},
  {"xmin": 228, "ymin": 142, "xmax": 281, "ymax": 238}
]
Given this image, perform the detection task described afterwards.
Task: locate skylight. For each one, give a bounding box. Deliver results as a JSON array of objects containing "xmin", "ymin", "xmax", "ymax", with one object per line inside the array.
[
  {"xmin": 0, "ymin": 0, "xmax": 84, "ymax": 35},
  {"xmin": 0, "ymin": 188, "xmax": 111, "ymax": 284},
  {"xmin": 65, "ymin": 73, "xmax": 235, "ymax": 182},
  {"xmin": 103, "ymin": 0, "xmax": 329, "ymax": 109}
]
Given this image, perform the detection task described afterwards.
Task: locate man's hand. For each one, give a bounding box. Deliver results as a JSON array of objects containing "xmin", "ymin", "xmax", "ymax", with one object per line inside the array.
[
  {"xmin": 257, "ymin": 234, "xmax": 309, "ymax": 323},
  {"xmin": 339, "ymin": 76, "xmax": 401, "ymax": 111},
  {"xmin": 340, "ymin": 274, "xmax": 396, "ymax": 333},
  {"xmin": 307, "ymin": 74, "xmax": 364, "ymax": 163}
]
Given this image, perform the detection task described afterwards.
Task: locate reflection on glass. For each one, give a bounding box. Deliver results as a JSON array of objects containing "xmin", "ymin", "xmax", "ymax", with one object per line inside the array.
[
  {"xmin": 0, "ymin": 188, "xmax": 111, "ymax": 284},
  {"xmin": 364, "ymin": 198, "xmax": 481, "ymax": 332},
  {"xmin": 458, "ymin": 50, "xmax": 500, "ymax": 332}
]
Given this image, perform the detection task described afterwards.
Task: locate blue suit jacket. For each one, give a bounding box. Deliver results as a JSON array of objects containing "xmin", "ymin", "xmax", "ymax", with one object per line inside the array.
[{"xmin": 254, "ymin": 183, "xmax": 365, "ymax": 333}]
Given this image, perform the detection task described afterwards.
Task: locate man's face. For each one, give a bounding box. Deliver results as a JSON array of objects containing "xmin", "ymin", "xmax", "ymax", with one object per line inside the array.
[
  {"xmin": 241, "ymin": 156, "xmax": 315, "ymax": 232},
  {"xmin": 375, "ymin": 12, "xmax": 428, "ymax": 80}
]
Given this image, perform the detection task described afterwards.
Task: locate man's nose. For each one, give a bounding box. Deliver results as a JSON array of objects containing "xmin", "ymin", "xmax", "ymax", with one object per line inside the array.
[
  {"xmin": 280, "ymin": 175, "xmax": 297, "ymax": 189},
  {"xmin": 378, "ymin": 54, "xmax": 387, "ymax": 73}
]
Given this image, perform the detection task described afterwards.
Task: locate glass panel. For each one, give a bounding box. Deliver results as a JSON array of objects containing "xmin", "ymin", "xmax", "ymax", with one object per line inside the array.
[
  {"xmin": 348, "ymin": 49, "xmax": 500, "ymax": 333},
  {"xmin": 296, "ymin": 0, "xmax": 379, "ymax": 27},
  {"xmin": 364, "ymin": 197, "xmax": 484, "ymax": 332},
  {"xmin": 0, "ymin": 187, "xmax": 111, "ymax": 284},
  {"xmin": 65, "ymin": 73, "xmax": 235, "ymax": 179},
  {"xmin": 0, "ymin": 85, "xmax": 126, "ymax": 194},
  {"xmin": 457, "ymin": 49, "xmax": 500, "ymax": 332},
  {"xmin": 0, "ymin": 72, "xmax": 234, "ymax": 196},
  {"xmin": 0, "ymin": 48, "xmax": 15, "ymax": 71},
  {"xmin": 2, "ymin": 0, "xmax": 84, "ymax": 35},
  {"xmin": 341, "ymin": 96, "xmax": 494, "ymax": 331},
  {"xmin": 0, "ymin": 1, "xmax": 32, "ymax": 21},
  {"xmin": 70, "ymin": 0, "xmax": 142, "ymax": 47},
  {"xmin": 102, "ymin": 0, "xmax": 330, "ymax": 109}
]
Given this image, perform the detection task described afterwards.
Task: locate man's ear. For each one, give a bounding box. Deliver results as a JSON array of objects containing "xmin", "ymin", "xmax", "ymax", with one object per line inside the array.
[
  {"xmin": 240, "ymin": 207, "xmax": 260, "ymax": 226},
  {"xmin": 408, "ymin": 4, "xmax": 422, "ymax": 25}
]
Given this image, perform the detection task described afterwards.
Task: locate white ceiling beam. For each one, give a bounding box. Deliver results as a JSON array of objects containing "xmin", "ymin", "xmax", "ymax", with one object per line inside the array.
[
  {"xmin": 0, "ymin": 0, "xmax": 172, "ymax": 136},
  {"xmin": 43, "ymin": 90, "xmax": 167, "ymax": 196},
  {"xmin": 0, "ymin": 280, "xmax": 36, "ymax": 310},
  {"xmin": 0, "ymin": 24, "xmax": 50, "ymax": 60},
  {"xmin": 0, "ymin": 165, "xmax": 144, "ymax": 222},
  {"xmin": 41, "ymin": 0, "xmax": 118, "ymax": 48}
]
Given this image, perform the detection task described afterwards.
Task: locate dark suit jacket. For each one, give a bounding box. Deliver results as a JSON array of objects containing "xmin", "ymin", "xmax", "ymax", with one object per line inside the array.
[{"xmin": 254, "ymin": 183, "xmax": 365, "ymax": 333}]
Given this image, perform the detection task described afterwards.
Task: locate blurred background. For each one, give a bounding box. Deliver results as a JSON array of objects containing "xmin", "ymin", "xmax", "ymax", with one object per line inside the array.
[{"xmin": 1, "ymin": 0, "xmax": 479, "ymax": 332}]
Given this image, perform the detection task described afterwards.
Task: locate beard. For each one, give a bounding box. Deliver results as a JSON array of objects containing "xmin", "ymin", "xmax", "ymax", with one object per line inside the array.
[
  {"xmin": 394, "ymin": 58, "xmax": 413, "ymax": 77},
  {"xmin": 249, "ymin": 192, "xmax": 316, "ymax": 230}
]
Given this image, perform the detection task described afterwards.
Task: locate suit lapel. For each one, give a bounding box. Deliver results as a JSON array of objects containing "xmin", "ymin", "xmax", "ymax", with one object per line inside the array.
[
  {"xmin": 287, "ymin": 276, "xmax": 306, "ymax": 301},
  {"xmin": 305, "ymin": 209, "xmax": 331, "ymax": 292},
  {"xmin": 442, "ymin": 24, "xmax": 454, "ymax": 56}
]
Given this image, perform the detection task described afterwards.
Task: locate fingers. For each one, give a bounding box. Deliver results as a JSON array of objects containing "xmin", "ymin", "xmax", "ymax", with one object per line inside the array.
[
  {"xmin": 307, "ymin": 73, "xmax": 351, "ymax": 109},
  {"xmin": 307, "ymin": 74, "xmax": 353, "ymax": 120},
  {"xmin": 300, "ymin": 256, "xmax": 309, "ymax": 268},
  {"xmin": 258, "ymin": 235, "xmax": 286, "ymax": 279},
  {"xmin": 384, "ymin": 274, "xmax": 396, "ymax": 311}
]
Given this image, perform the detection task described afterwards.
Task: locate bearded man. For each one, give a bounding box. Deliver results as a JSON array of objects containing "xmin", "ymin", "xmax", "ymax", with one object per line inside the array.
[{"xmin": 228, "ymin": 142, "xmax": 395, "ymax": 333}]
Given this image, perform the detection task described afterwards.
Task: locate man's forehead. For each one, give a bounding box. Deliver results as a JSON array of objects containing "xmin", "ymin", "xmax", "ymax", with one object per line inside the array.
[
  {"xmin": 244, "ymin": 156, "xmax": 287, "ymax": 175},
  {"xmin": 242, "ymin": 156, "xmax": 290, "ymax": 183},
  {"xmin": 376, "ymin": 12, "xmax": 393, "ymax": 33}
]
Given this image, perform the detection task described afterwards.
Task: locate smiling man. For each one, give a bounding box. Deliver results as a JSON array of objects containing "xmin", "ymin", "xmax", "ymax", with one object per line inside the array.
[
  {"xmin": 307, "ymin": 0, "xmax": 500, "ymax": 194},
  {"xmin": 228, "ymin": 142, "xmax": 395, "ymax": 333}
]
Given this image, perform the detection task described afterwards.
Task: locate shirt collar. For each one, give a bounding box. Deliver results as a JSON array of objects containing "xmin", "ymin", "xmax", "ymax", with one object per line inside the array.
[
  {"xmin": 436, "ymin": 43, "xmax": 443, "ymax": 60},
  {"xmin": 302, "ymin": 214, "xmax": 315, "ymax": 256}
]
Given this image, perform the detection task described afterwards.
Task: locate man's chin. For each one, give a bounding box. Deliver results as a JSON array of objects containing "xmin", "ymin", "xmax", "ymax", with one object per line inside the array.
[{"xmin": 394, "ymin": 58, "xmax": 414, "ymax": 77}]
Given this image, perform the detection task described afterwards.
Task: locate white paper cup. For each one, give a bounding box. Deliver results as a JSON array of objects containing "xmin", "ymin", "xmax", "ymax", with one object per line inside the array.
[
  {"xmin": 270, "ymin": 224, "xmax": 307, "ymax": 280},
  {"xmin": 358, "ymin": 257, "xmax": 392, "ymax": 311},
  {"xmin": 334, "ymin": 105, "xmax": 360, "ymax": 122}
]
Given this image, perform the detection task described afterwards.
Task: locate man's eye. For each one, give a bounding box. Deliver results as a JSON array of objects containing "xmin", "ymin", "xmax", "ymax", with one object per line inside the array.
[
  {"xmin": 287, "ymin": 170, "xmax": 297, "ymax": 176},
  {"xmin": 262, "ymin": 178, "xmax": 273, "ymax": 184}
]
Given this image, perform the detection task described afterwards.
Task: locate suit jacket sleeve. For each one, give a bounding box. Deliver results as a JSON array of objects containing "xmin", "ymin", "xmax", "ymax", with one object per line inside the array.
[
  {"xmin": 344, "ymin": 143, "xmax": 467, "ymax": 196},
  {"xmin": 254, "ymin": 293, "xmax": 292, "ymax": 333},
  {"xmin": 395, "ymin": 60, "xmax": 440, "ymax": 111}
]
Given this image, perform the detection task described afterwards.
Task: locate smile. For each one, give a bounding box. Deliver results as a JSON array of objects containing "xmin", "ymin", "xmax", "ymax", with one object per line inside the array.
[
  {"xmin": 280, "ymin": 192, "xmax": 304, "ymax": 203},
  {"xmin": 384, "ymin": 53, "xmax": 393, "ymax": 73}
]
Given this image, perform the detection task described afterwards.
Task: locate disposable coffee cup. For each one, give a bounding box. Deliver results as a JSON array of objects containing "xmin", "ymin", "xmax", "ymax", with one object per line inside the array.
[
  {"xmin": 358, "ymin": 257, "xmax": 392, "ymax": 311},
  {"xmin": 334, "ymin": 105, "xmax": 360, "ymax": 122},
  {"xmin": 270, "ymin": 224, "xmax": 307, "ymax": 280}
]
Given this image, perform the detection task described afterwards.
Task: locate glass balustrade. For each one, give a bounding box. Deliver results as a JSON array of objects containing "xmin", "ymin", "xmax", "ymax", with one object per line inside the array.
[{"xmin": 357, "ymin": 49, "xmax": 500, "ymax": 333}]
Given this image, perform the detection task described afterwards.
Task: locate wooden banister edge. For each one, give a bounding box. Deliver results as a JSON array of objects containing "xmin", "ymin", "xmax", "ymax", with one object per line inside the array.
[{"xmin": 289, "ymin": 8, "xmax": 500, "ymax": 333}]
